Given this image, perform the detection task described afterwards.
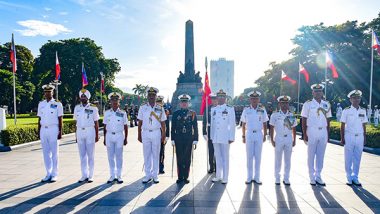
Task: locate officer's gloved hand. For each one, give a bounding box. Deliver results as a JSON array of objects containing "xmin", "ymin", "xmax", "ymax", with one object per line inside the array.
[
  {"xmin": 171, "ymin": 140, "xmax": 175, "ymax": 146},
  {"xmin": 193, "ymin": 141, "xmax": 198, "ymax": 145},
  {"xmin": 203, "ymin": 135, "xmax": 208, "ymax": 141}
]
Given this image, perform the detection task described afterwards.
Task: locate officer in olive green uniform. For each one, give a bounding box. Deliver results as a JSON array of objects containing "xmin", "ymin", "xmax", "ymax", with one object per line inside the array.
[{"xmin": 171, "ymin": 94, "xmax": 198, "ymax": 184}]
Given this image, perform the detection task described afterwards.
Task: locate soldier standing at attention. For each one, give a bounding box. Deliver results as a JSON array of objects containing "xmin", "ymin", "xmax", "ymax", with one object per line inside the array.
[
  {"xmin": 340, "ymin": 90, "xmax": 368, "ymax": 186},
  {"xmin": 336, "ymin": 103, "xmax": 343, "ymax": 122},
  {"xmin": 211, "ymin": 89, "xmax": 235, "ymax": 184},
  {"xmin": 301, "ymin": 84, "xmax": 332, "ymax": 186},
  {"xmin": 171, "ymin": 94, "xmax": 198, "ymax": 184},
  {"xmin": 74, "ymin": 89, "xmax": 100, "ymax": 183},
  {"xmin": 137, "ymin": 87, "xmax": 167, "ymax": 184},
  {"xmin": 269, "ymin": 95, "xmax": 297, "ymax": 185},
  {"xmin": 38, "ymin": 84, "xmax": 63, "ymax": 183},
  {"xmin": 240, "ymin": 90, "xmax": 269, "ymax": 185},
  {"xmin": 156, "ymin": 95, "xmax": 170, "ymax": 174},
  {"xmin": 202, "ymin": 93, "xmax": 218, "ymax": 174},
  {"xmin": 103, "ymin": 92, "xmax": 128, "ymax": 184}
]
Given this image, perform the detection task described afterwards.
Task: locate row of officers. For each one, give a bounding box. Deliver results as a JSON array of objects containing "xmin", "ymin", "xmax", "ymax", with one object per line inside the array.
[{"xmin": 37, "ymin": 83, "xmax": 367, "ymax": 187}]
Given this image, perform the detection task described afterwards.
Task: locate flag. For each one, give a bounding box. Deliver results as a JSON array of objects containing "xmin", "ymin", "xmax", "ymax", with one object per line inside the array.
[
  {"xmin": 10, "ymin": 33, "xmax": 17, "ymax": 73},
  {"xmin": 281, "ymin": 70, "xmax": 296, "ymax": 85},
  {"xmin": 82, "ymin": 63, "xmax": 88, "ymax": 87},
  {"xmin": 299, "ymin": 63, "xmax": 310, "ymax": 83},
  {"xmin": 101, "ymin": 74, "xmax": 105, "ymax": 93},
  {"xmin": 200, "ymin": 71, "xmax": 212, "ymax": 115},
  {"xmin": 372, "ymin": 30, "xmax": 380, "ymax": 55},
  {"xmin": 55, "ymin": 52, "xmax": 61, "ymax": 80},
  {"xmin": 326, "ymin": 51, "xmax": 338, "ymax": 78}
]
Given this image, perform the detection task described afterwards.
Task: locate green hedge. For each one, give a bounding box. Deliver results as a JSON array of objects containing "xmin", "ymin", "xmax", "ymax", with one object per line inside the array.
[
  {"xmin": 1, "ymin": 118, "xmax": 103, "ymax": 147},
  {"xmin": 296, "ymin": 119, "xmax": 380, "ymax": 148}
]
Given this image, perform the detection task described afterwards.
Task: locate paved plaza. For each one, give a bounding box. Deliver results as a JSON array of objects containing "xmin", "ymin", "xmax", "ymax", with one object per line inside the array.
[{"xmin": 1, "ymin": 122, "xmax": 380, "ymax": 213}]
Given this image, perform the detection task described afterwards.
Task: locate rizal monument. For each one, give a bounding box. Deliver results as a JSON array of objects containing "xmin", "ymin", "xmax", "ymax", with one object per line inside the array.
[{"xmin": 171, "ymin": 20, "xmax": 203, "ymax": 113}]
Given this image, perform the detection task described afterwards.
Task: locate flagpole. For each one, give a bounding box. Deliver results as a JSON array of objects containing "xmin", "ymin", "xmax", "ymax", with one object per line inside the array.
[
  {"xmin": 370, "ymin": 29, "xmax": 374, "ymax": 108},
  {"xmin": 297, "ymin": 63, "xmax": 301, "ymax": 113},
  {"xmin": 325, "ymin": 51, "xmax": 328, "ymax": 98},
  {"xmin": 100, "ymin": 72, "xmax": 103, "ymax": 116},
  {"xmin": 205, "ymin": 56, "xmax": 209, "ymax": 173},
  {"xmin": 13, "ymin": 70, "xmax": 17, "ymax": 125},
  {"xmin": 280, "ymin": 72, "xmax": 283, "ymax": 96}
]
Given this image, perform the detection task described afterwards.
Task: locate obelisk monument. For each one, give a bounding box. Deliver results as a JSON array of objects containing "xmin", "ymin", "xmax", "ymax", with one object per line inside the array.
[{"xmin": 171, "ymin": 20, "xmax": 203, "ymax": 114}]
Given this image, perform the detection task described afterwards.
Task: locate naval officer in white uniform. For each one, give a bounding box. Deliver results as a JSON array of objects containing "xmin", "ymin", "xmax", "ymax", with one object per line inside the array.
[
  {"xmin": 340, "ymin": 90, "xmax": 368, "ymax": 186},
  {"xmin": 38, "ymin": 84, "xmax": 63, "ymax": 183}
]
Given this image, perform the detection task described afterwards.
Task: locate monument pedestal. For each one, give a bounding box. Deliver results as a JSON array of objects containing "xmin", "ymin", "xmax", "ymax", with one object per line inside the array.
[{"xmin": 172, "ymin": 83, "xmax": 203, "ymax": 114}]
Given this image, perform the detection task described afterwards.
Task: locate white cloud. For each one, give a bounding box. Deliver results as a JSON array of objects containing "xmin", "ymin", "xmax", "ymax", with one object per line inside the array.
[
  {"xmin": 44, "ymin": 7, "xmax": 52, "ymax": 11},
  {"xmin": 59, "ymin": 11, "xmax": 68, "ymax": 15},
  {"xmin": 16, "ymin": 20, "xmax": 72, "ymax": 37}
]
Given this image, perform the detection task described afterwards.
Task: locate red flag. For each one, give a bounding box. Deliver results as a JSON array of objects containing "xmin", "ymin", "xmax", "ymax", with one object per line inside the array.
[
  {"xmin": 281, "ymin": 70, "xmax": 296, "ymax": 85},
  {"xmin": 299, "ymin": 63, "xmax": 310, "ymax": 83},
  {"xmin": 10, "ymin": 33, "xmax": 17, "ymax": 73},
  {"xmin": 82, "ymin": 63, "xmax": 88, "ymax": 87},
  {"xmin": 101, "ymin": 74, "xmax": 105, "ymax": 93},
  {"xmin": 372, "ymin": 30, "xmax": 380, "ymax": 55},
  {"xmin": 326, "ymin": 51, "xmax": 338, "ymax": 78},
  {"xmin": 200, "ymin": 71, "xmax": 212, "ymax": 115},
  {"xmin": 55, "ymin": 52, "xmax": 61, "ymax": 80}
]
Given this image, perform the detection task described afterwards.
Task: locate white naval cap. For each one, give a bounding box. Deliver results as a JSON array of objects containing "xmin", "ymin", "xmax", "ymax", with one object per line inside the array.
[
  {"xmin": 178, "ymin": 94, "xmax": 191, "ymax": 102},
  {"xmin": 247, "ymin": 90, "xmax": 261, "ymax": 98},
  {"xmin": 209, "ymin": 93, "xmax": 217, "ymax": 98},
  {"xmin": 108, "ymin": 92, "xmax": 122, "ymax": 100},
  {"xmin": 347, "ymin": 89, "xmax": 362, "ymax": 98},
  {"xmin": 146, "ymin": 87, "xmax": 159, "ymax": 94},
  {"xmin": 277, "ymin": 95, "xmax": 291, "ymax": 102},
  {"xmin": 156, "ymin": 95, "xmax": 164, "ymax": 102},
  {"xmin": 310, "ymin": 84, "xmax": 325, "ymax": 91},
  {"xmin": 79, "ymin": 89, "xmax": 91, "ymax": 99},
  {"xmin": 42, "ymin": 84, "xmax": 55, "ymax": 92}
]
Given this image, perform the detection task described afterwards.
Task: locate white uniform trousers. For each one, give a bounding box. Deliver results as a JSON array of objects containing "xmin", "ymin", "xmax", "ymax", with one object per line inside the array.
[
  {"xmin": 344, "ymin": 133, "xmax": 364, "ymax": 181},
  {"xmin": 307, "ymin": 127, "xmax": 327, "ymax": 180},
  {"xmin": 40, "ymin": 126, "xmax": 59, "ymax": 177},
  {"xmin": 274, "ymin": 135, "xmax": 293, "ymax": 181},
  {"xmin": 375, "ymin": 118, "xmax": 378, "ymax": 127},
  {"xmin": 106, "ymin": 132, "xmax": 124, "ymax": 178},
  {"xmin": 142, "ymin": 129, "xmax": 161, "ymax": 180},
  {"xmin": 213, "ymin": 143, "xmax": 230, "ymax": 181},
  {"xmin": 76, "ymin": 127, "xmax": 95, "ymax": 179},
  {"xmin": 246, "ymin": 132, "xmax": 263, "ymax": 181}
]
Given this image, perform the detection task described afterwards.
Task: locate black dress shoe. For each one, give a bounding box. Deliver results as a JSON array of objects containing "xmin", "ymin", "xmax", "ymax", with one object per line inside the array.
[
  {"xmin": 142, "ymin": 178, "xmax": 152, "ymax": 184},
  {"xmin": 253, "ymin": 180, "xmax": 262, "ymax": 185},
  {"xmin": 159, "ymin": 170, "xmax": 165, "ymax": 174},
  {"xmin": 184, "ymin": 179, "xmax": 190, "ymax": 184}
]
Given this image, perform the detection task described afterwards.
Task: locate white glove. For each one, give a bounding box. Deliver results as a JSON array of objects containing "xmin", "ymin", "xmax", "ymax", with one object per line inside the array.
[
  {"xmin": 165, "ymin": 137, "xmax": 169, "ymax": 141},
  {"xmin": 171, "ymin": 140, "xmax": 175, "ymax": 146},
  {"xmin": 193, "ymin": 141, "xmax": 198, "ymax": 145},
  {"xmin": 203, "ymin": 135, "xmax": 208, "ymax": 141}
]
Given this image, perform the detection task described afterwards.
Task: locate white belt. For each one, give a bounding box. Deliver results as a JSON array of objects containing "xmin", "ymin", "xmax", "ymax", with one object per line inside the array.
[
  {"xmin": 143, "ymin": 128, "xmax": 160, "ymax": 132},
  {"xmin": 42, "ymin": 125, "xmax": 58, "ymax": 129},
  {"xmin": 78, "ymin": 126, "xmax": 94, "ymax": 130}
]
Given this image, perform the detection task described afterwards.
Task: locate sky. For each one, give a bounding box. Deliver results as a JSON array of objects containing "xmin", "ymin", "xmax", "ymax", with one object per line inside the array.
[{"xmin": 1, "ymin": 0, "xmax": 379, "ymax": 99}]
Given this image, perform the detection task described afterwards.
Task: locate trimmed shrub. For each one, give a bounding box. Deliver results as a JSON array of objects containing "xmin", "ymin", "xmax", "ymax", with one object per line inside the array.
[{"xmin": 0, "ymin": 119, "xmax": 103, "ymax": 147}]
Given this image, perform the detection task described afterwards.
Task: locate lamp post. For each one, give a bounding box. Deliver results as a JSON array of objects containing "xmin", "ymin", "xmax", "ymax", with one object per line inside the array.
[
  {"xmin": 50, "ymin": 80, "xmax": 62, "ymax": 100},
  {"xmin": 321, "ymin": 79, "xmax": 334, "ymax": 100}
]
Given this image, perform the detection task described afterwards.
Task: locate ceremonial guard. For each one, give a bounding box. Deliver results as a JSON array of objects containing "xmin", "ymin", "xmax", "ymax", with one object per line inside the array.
[
  {"xmin": 340, "ymin": 90, "xmax": 368, "ymax": 186},
  {"xmin": 74, "ymin": 89, "xmax": 100, "ymax": 183},
  {"xmin": 240, "ymin": 90, "xmax": 269, "ymax": 184},
  {"xmin": 156, "ymin": 95, "xmax": 170, "ymax": 174},
  {"xmin": 269, "ymin": 96, "xmax": 297, "ymax": 185},
  {"xmin": 38, "ymin": 84, "xmax": 63, "ymax": 182},
  {"xmin": 367, "ymin": 105, "xmax": 372, "ymax": 124},
  {"xmin": 171, "ymin": 94, "xmax": 198, "ymax": 183},
  {"xmin": 137, "ymin": 87, "xmax": 167, "ymax": 184},
  {"xmin": 301, "ymin": 84, "xmax": 332, "ymax": 186},
  {"xmin": 210, "ymin": 89, "xmax": 235, "ymax": 184},
  {"xmin": 103, "ymin": 92, "xmax": 128, "ymax": 184},
  {"xmin": 336, "ymin": 103, "xmax": 343, "ymax": 122},
  {"xmin": 202, "ymin": 93, "xmax": 218, "ymax": 173}
]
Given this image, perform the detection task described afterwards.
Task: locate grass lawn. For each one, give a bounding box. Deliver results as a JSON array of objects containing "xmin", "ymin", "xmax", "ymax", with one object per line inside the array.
[{"xmin": 6, "ymin": 117, "xmax": 75, "ymax": 128}]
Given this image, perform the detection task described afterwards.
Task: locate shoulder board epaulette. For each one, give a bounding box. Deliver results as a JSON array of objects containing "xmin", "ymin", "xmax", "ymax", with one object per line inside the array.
[
  {"xmin": 344, "ymin": 107, "xmax": 350, "ymax": 110},
  {"xmin": 90, "ymin": 104, "xmax": 97, "ymax": 107},
  {"xmin": 56, "ymin": 100, "xmax": 61, "ymax": 102}
]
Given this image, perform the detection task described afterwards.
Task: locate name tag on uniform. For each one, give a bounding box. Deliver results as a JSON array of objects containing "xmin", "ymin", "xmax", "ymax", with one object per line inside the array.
[
  {"xmin": 116, "ymin": 112, "xmax": 124, "ymax": 117},
  {"xmin": 359, "ymin": 114, "xmax": 364, "ymax": 117},
  {"xmin": 50, "ymin": 104, "xmax": 57, "ymax": 109},
  {"xmin": 85, "ymin": 109, "xmax": 93, "ymax": 114},
  {"xmin": 222, "ymin": 110, "xmax": 228, "ymax": 115}
]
